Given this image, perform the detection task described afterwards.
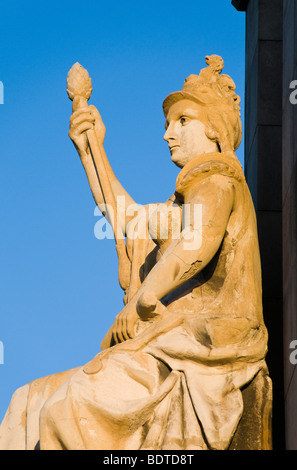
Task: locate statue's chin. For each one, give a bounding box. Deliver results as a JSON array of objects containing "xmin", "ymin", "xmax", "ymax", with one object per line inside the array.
[
  {"xmin": 171, "ymin": 152, "xmax": 188, "ymax": 169},
  {"xmin": 172, "ymin": 160, "xmax": 183, "ymax": 169},
  {"xmin": 171, "ymin": 148, "xmax": 219, "ymax": 169}
]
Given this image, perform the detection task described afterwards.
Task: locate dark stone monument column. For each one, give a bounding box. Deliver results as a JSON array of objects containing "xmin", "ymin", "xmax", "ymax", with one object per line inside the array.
[
  {"xmin": 282, "ymin": 0, "xmax": 297, "ymax": 451},
  {"xmin": 232, "ymin": 0, "xmax": 285, "ymax": 449}
]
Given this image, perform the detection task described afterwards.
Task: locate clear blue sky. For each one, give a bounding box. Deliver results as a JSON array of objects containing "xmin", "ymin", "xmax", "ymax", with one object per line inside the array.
[{"xmin": 0, "ymin": 0, "xmax": 245, "ymax": 421}]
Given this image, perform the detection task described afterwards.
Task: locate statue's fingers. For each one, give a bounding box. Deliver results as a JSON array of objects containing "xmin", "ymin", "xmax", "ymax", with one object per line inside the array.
[
  {"xmin": 126, "ymin": 323, "xmax": 134, "ymax": 340},
  {"xmin": 71, "ymin": 112, "xmax": 95, "ymax": 128},
  {"xmin": 112, "ymin": 315, "xmax": 124, "ymax": 344},
  {"xmin": 89, "ymin": 105, "xmax": 103, "ymax": 121},
  {"xmin": 70, "ymin": 105, "xmax": 90, "ymax": 119},
  {"xmin": 70, "ymin": 122, "xmax": 94, "ymax": 137},
  {"xmin": 117, "ymin": 318, "xmax": 126, "ymax": 343},
  {"xmin": 111, "ymin": 323, "xmax": 119, "ymax": 345},
  {"xmin": 126, "ymin": 314, "xmax": 136, "ymax": 339},
  {"xmin": 121, "ymin": 316, "xmax": 130, "ymax": 342},
  {"xmin": 70, "ymin": 108, "xmax": 91, "ymax": 125}
]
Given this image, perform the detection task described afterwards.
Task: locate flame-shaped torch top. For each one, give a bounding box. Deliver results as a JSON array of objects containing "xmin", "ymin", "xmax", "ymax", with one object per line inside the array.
[{"xmin": 67, "ymin": 62, "xmax": 93, "ymax": 102}]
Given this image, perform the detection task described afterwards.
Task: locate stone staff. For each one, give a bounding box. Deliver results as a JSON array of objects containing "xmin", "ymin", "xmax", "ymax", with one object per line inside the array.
[{"xmin": 66, "ymin": 63, "xmax": 131, "ymax": 294}]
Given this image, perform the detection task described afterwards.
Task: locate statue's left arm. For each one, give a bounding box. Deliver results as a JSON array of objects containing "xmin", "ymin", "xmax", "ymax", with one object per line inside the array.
[{"xmin": 111, "ymin": 173, "xmax": 234, "ymax": 344}]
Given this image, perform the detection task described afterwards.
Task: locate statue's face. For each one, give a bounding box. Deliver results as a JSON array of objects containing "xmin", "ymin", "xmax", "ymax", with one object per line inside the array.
[{"xmin": 163, "ymin": 99, "xmax": 218, "ymax": 168}]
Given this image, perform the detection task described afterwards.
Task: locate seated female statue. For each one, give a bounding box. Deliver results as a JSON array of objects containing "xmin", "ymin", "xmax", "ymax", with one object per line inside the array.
[{"xmin": 0, "ymin": 55, "xmax": 271, "ymax": 450}]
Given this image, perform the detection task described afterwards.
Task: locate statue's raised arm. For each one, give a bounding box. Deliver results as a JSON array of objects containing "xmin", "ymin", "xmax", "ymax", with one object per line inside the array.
[{"xmin": 67, "ymin": 63, "xmax": 137, "ymax": 293}]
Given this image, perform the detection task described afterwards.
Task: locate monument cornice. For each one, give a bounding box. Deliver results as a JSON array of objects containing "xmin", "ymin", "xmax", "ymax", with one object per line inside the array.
[{"xmin": 231, "ymin": 0, "xmax": 249, "ymax": 12}]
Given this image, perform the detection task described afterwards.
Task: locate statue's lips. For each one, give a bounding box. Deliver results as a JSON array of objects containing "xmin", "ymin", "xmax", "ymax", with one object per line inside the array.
[{"xmin": 169, "ymin": 145, "xmax": 179, "ymax": 152}]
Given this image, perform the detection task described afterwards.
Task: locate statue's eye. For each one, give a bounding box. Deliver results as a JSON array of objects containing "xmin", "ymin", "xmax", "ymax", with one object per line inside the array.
[{"xmin": 180, "ymin": 116, "xmax": 189, "ymax": 126}]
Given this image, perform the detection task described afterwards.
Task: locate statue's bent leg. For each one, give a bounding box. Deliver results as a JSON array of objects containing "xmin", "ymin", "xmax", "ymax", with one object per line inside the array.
[
  {"xmin": 0, "ymin": 384, "xmax": 30, "ymax": 450},
  {"xmin": 39, "ymin": 346, "xmax": 207, "ymax": 450},
  {"xmin": 0, "ymin": 367, "xmax": 81, "ymax": 450},
  {"xmin": 39, "ymin": 372, "xmax": 85, "ymax": 450},
  {"xmin": 39, "ymin": 350, "xmax": 168, "ymax": 450}
]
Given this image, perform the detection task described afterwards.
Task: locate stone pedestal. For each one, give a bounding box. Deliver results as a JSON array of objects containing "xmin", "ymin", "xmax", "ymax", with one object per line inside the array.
[{"xmin": 232, "ymin": 0, "xmax": 285, "ymax": 449}]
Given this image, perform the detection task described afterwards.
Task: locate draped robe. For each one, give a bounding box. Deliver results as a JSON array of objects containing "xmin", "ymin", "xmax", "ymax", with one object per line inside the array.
[{"xmin": 0, "ymin": 151, "xmax": 270, "ymax": 450}]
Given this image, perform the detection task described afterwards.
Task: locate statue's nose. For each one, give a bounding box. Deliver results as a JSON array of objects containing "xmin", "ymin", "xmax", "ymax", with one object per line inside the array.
[{"xmin": 163, "ymin": 122, "xmax": 177, "ymax": 142}]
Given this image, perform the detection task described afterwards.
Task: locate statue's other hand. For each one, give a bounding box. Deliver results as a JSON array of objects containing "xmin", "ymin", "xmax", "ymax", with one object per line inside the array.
[{"xmin": 112, "ymin": 302, "xmax": 139, "ymax": 344}]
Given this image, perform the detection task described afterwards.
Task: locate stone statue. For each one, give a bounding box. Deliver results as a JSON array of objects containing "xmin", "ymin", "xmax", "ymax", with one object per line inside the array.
[{"xmin": 0, "ymin": 55, "xmax": 272, "ymax": 450}]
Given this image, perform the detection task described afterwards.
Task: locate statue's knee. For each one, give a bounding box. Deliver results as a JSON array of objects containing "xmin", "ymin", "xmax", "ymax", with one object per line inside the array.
[
  {"xmin": 39, "ymin": 394, "xmax": 59, "ymax": 430},
  {"xmin": 39, "ymin": 400, "xmax": 51, "ymax": 427}
]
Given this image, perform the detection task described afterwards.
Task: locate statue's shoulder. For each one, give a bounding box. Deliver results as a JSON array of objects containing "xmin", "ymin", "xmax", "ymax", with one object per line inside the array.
[{"xmin": 175, "ymin": 151, "xmax": 244, "ymax": 199}]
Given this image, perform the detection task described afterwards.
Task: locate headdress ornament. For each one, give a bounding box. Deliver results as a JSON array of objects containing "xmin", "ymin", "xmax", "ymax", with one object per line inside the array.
[{"xmin": 163, "ymin": 55, "xmax": 241, "ymax": 118}]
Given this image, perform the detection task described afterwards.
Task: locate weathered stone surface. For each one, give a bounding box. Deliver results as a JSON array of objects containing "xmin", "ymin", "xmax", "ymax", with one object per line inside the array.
[
  {"xmin": 230, "ymin": 369, "xmax": 273, "ymax": 450},
  {"xmin": 0, "ymin": 55, "xmax": 272, "ymax": 450},
  {"xmin": 236, "ymin": 0, "xmax": 284, "ymax": 448}
]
